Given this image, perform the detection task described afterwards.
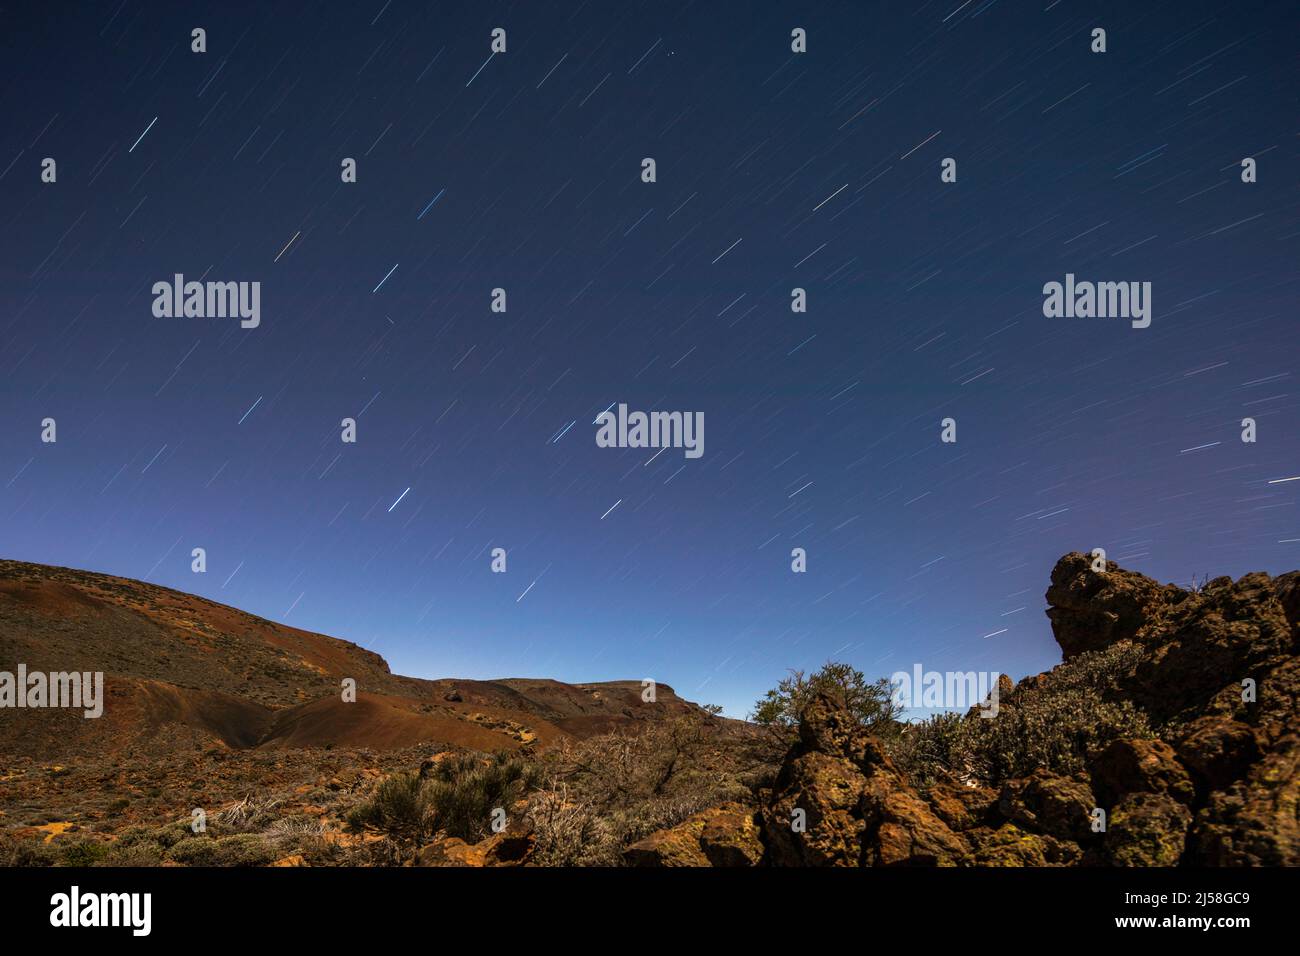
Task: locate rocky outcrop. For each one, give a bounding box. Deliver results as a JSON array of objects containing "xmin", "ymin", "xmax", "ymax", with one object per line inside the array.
[
  {"xmin": 417, "ymin": 837, "xmax": 488, "ymax": 866},
  {"xmin": 861, "ymin": 781, "xmax": 972, "ymax": 866},
  {"xmin": 997, "ymin": 771, "xmax": 1098, "ymax": 843},
  {"xmin": 1091, "ymin": 738, "xmax": 1194, "ymax": 806},
  {"xmin": 416, "ymin": 822, "xmax": 537, "ymax": 867},
  {"xmin": 623, "ymin": 802, "xmax": 762, "ymax": 867},
  {"xmin": 926, "ymin": 781, "xmax": 997, "ymax": 832},
  {"xmin": 1045, "ymin": 552, "xmax": 1179, "ymax": 659},
  {"xmin": 733, "ymin": 553, "xmax": 1300, "ymax": 867},
  {"xmin": 1192, "ymin": 735, "xmax": 1300, "ymax": 865},
  {"xmin": 1038, "ymin": 553, "xmax": 1298, "ymax": 865},
  {"xmin": 1273, "ymin": 571, "xmax": 1300, "ymax": 634},
  {"xmin": 967, "ymin": 824, "xmax": 1084, "ymax": 866},
  {"xmin": 698, "ymin": 804, "xmax": 765, "ymax": 866},
  {"xmin": 760, "ymin": 691, "xmax": 970, "ymax": 866},
  {"xmin": 1106, "ymin": 793, "xmax": 1193, "ymax": 866}
]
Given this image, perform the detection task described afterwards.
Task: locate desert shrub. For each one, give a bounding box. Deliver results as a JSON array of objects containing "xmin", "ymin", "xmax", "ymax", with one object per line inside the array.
[
  {"xmin": 57, "ymin": 840, "xmax": 110, "ymax": 867},
  {"xmin": 752, "ymin": 662, "xmax": 903, "ymax": 741},
  {"xmin": 527, "ymin": 713, "xmax": 763, "ymax": 864},
  {"xmin": 103, "ymin": 841, "xmax": 165, "ymax": 866},
  {"xmin": 421, "ymin": 751, "xmax": 542, "ymax": 842},
  {"xmin": 211, "ymin": 834, "xmax": 278, "ymax": 866},
  {"xmin": 887, "ymin": 711, "xmax": 966, "ymax": 791},
  {"xmin": 344, "ymin": 772, "xmax": 424, "ymax": 840},
  {"xmin": 165, "ymin": 833, "xmax": 276, "ymax": 867},
  {"xmin": 957, "ymin": 687, "xmax": 1152, "ymax": 784},
  {"xmin": 265, "ymin": 814, "xmax": 325, "ymax": 843},
  {"xmin": 291, "ymin": 833, "xmax": 342, "ymax": 866},
  {"xmin": 255, "ymin": 814, "xmax": 334, "ymax": 863},
  {"xmin": 892, "ymin": 642, "xmax": 1154, "ymax": 787},
  {"xmin": 346, "ymin": 751, "xmax": 542, "ymax": 845},
  {"xmin": 526, "ymin": 784, "xmax": 617, "ymax": 866},
  {"xmin": 335, "ymin": 836, "xmax": 404, "ymax": 867},
  {"xmin": 216, "ymin": 794, "xmax": 284, "ymax": 832},
  {"xmin": 1048, "ymin": 640, "xmax": 1147, "ymax": 696},
  {"xmin": 116, "ymin": 819, "xmax": 192, "ymax": 851},
  {"xmin": 110, "ymin": 825, "xmax": 155, "ymax": 848},
  {"xmin": 0, "ymin": 833, "xmax": 57, "ymax": 867},
  {"xmin": 163, "ymin": 836, "xmax": 218, "ymax": 866}
]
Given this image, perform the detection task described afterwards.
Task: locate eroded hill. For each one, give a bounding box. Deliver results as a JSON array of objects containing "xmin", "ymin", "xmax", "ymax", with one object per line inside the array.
[{"xmin": 0, "ymin": 559, "xmax": 704, "ymax": 761}]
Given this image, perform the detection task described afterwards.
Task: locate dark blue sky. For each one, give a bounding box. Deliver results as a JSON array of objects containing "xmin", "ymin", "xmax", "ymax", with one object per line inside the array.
[{"xmin": 2, "ymin": 0, "xmax": 1296, "ymax": 717}]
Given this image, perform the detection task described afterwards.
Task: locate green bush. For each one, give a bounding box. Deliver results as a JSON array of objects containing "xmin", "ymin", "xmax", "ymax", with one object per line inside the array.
[
  {"xmin": 212, "ymin": 834, "xmax": 278, "ymax": 866},
  {"xmin": 527, "ymin": 713, "xmax": 762, "ymax": 865},
  {"xmin": 956, "ymin": 685, "xmax": 1152, "ymax": 784},
  {"xmin": 116, "ymin": 820, "xmax": 193, "ymax": 850},
  {"xmin": 346, "ymin": 751, "xmax": 542, "ymax": 845},
  {"xmin": 888, "ymin": 711, "xmax": 966, "ymax": 791},
  {"xmin": 421, "ymin": 751, "xmax": 542, "ymax": 842},
  {"xmin": 163, "ymin": 837, "xmax": 218, "ymax": 866},
  {"xmin": 889, "ymin": 642, "xmax": 1155, "ymax": 788},
  {"xmin": 104, "ymin": 841, "xmax": 166, "ymax": 866},
  {"xmin": 345, "ymin": 772, "xmax": 425, "ymax": 840},
  {"xmin": 0, "ymin": 834, "xmax": 57, "ymax": 867},
  {"xmin": 165, "ymin": 833, "xmax": 276, "ymax": 867},
  {"xmin": 57, "ymin": 840, "xmax": 110, "ymax": 867},
  {"xmin": 752, "ymin": 662, "xmax": 903, "ymax": 738}
]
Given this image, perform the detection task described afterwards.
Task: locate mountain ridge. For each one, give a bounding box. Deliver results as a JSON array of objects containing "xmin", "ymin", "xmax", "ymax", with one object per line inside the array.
[{"xmin": 0, "ymin": 557, "xmax": 705, "ymax": 759}]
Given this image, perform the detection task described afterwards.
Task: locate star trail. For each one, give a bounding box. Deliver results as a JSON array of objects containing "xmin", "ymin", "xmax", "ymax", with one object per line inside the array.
[{"xmin": 0, "ymin": 0, "xmax": 1296, "ymax": 718}]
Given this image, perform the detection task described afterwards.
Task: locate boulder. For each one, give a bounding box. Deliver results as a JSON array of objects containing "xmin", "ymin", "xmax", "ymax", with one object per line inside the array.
[
  {"xmin": 698, "ymin": 803, "xmax": 764, "ymax": 867},
  {"xmin": 1091, "ymin": 738, "xmax": 1194, "ymax": 806},
  {"xmin": 859, "ymin": 778, "xmax": 971, "ymax": 866},
  {"xmin": 968, "ymin": 823, "xmax": 1083, "ymax": 867},
  {"xmin": 416, "ymin": 837, "xmax": 487, "ymax": 867},
  {"xmin": 761, "ymin": 691, "xmax": 877, "ymax": 866},
  {"xmin": 1256, "ymin": 656, "xmax": 1300, "ymax": 745},
  {"xmin": 926, "ymin": 781, "xmax": 998, "ymax": 832},
  {"xmin": 623, "ymin": 820, "xmax": 710, "ymax": 867},
  {"xmin": 1192, "ymin": 735, "xmax": 1300, "ymax": 866},
  {"xmin": 1105, "ymin": 793, "xmax": 1191, "ymax": 866},
  {"xmin": 1131, "ymin": 572, "xmax": 1293, "ymax": 721},
  {"xmin": 1173, "ymin": 717, "xmax": 1261, "ymax": 791},
  {"xmin": 1272, "ymin": 570, "xmax": 1300, "ymax": 636},
  {"xmin": 997, "ymin": 770, "xmax": 1098, "ymax": 842},
  {"xmin": 480, "ymin": 827, "xmax": 536, "ymax": 866},
  {"xmin": 623, "ymin": 802, "xmax": 762, "ymax": 867},
  {"xmin": 1045, "ymin": 552, "xmax": 1176, "ymax": 659},
  {"xmin": 764, "ymin": 749, "xmax": 868, "ymax": 866}
]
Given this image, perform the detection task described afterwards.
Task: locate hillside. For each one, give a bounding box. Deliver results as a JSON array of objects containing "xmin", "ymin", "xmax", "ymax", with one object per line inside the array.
[{"xmin": 0, "ymin": 558, "xmax": 705, "ymax": 761}]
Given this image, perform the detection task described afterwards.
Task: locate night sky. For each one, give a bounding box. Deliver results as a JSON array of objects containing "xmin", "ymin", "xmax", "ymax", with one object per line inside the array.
[{"xmin": 1, "ymin": 0, "xmax": 1296, "ymax": 718}]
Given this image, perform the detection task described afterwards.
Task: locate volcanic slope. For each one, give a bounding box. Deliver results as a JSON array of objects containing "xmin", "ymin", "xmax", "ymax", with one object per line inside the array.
[{"xmin": 0, "ymin": 559, "xmax": 704, "ymax": 760}]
